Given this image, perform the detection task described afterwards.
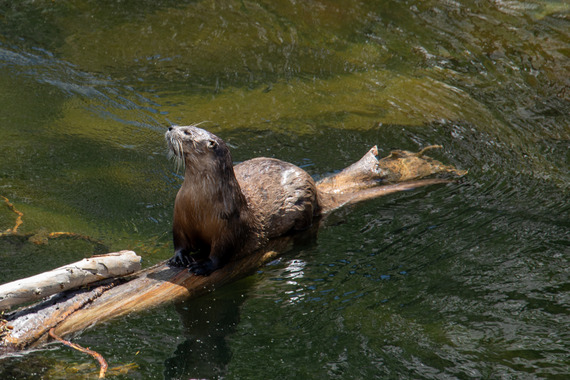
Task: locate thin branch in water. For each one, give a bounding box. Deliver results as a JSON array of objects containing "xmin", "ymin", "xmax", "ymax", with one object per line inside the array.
[
  {"xmin": 43, "ymin": 283, "xmax": 118, "ymax": 378},
  {"xmin": 1, "ymin": 196, "xmax": 23, "ymax": 235},
  {"xmin": 416, "ymin": 144, "xmax": 443, "ymax": 157},
  {"xmin": 0, "ymin": 196, "xmax": 107, "ymax": 251},
  {"xmin": 28, "ymin": 231, "xmax": 105, "ymax": 246},
  {"xmin": 49, "ymin": 327, "xmax": 108, "ymax": 379}
]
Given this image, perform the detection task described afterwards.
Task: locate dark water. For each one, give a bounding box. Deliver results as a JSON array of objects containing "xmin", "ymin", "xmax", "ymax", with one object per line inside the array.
[{"xmin": 0, "ymin": 0, "xmax": 568, "ymax": 379}]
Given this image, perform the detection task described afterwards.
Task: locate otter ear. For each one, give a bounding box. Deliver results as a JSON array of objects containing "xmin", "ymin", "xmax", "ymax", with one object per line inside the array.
[{"xmin": 207, "ymin": 139, "xmax": 218, "ymax": 150}]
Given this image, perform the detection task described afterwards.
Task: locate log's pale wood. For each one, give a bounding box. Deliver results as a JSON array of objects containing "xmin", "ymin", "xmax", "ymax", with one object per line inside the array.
[
  {"xmin": 0, "ymin": 251, "xmax": 141, "ymax": 311},
  {"xmin": 0, "ymin": 146, "xmax": 465, "ymax": 355}
]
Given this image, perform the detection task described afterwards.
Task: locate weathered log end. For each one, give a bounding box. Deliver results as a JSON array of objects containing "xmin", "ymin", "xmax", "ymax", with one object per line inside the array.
[
  {"xmin": 377, "ymin": 145, "xmax": 468, "ymax": 183},
  {"xmin": 316, "ymin": 146, "xmax": 386, "ymax": 195},
  {"xmin": 317, "ymin": 145, "xmax": 466, "ymax": 212}
]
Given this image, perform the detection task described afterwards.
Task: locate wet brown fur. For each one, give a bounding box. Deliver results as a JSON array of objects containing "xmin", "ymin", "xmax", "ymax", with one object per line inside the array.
[{"xmin": 166, "ymin": 125, "xmax": 319, "ymax": 275}]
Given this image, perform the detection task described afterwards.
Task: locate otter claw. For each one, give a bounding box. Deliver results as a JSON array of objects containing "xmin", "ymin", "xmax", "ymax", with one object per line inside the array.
[
  {"xmin": 168, "ymin": 250, "xmax": 193, "ymax": 267},
  {"xmin": 188, "ymin": 260, "xmax": 217, "ymax": 276}
]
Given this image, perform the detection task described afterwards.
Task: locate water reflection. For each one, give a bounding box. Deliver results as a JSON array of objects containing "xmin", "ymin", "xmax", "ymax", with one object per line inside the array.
[{"xmin": 164, "ymin": 290, "xmax": 247, "ymax": 379}]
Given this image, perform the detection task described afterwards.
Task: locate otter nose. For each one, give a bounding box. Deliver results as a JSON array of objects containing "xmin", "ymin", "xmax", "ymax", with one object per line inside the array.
[{"xmin": 168, "ymin": 126, "xmax": 173, "ymax": 131}]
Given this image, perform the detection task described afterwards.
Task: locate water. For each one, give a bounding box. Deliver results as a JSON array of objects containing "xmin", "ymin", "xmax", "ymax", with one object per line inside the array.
[{"xmin": 0, "ymin": 0, "xmax": 568, "ymax": 378}]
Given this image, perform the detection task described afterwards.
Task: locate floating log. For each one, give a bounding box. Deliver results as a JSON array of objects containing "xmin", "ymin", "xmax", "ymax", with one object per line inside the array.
[{"xmin": 0, "ymin": 145, "xmax": 466, "ymax": 356}]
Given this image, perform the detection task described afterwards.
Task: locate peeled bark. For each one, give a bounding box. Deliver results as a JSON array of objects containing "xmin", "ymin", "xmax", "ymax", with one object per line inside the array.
[{"xmin": 0, "ymin": 251, "xmax": 141, "ymax": 311}]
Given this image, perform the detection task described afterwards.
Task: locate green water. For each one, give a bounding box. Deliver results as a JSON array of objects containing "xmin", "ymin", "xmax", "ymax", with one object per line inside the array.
[{"xmin": 0, "ymin": 0, "xmax": 568, "ymax": 378}]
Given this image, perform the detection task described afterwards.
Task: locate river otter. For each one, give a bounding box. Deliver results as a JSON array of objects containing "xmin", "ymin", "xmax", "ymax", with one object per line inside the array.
[{"xmin": 165, "ymin": 125, "xmax": 320, "ymax": 275}]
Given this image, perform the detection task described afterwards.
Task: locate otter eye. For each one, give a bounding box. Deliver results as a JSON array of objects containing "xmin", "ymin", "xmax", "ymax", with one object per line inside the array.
[
  {"xmin": 207, "ymin": 140, "xmax": 217, "ymax": 150},
  {"xmin": 183, "ymin": 130, "xmax": 191, "ymax": 136}
]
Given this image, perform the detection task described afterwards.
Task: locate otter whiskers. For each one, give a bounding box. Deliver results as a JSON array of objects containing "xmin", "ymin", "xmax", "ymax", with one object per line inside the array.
[{"xmin": 166, "ymin": 133, "xmax": 185, "ymax": 172}]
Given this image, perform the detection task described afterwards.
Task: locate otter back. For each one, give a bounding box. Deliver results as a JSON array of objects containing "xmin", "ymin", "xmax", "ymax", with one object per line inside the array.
[{"xmin": 235, "ymin": 157, "xmax": 319, "ymax": 238}]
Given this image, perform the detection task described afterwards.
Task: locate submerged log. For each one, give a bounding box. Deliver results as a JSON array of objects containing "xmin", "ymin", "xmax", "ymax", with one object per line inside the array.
[{"xmin": 0, "ymin": 145, "xmax": 466, "ymax": 355}]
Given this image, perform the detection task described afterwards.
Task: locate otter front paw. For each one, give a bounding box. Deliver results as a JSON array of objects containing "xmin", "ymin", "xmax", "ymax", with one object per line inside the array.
[
  {"xmin": 168, "ymin": 250, "xmax": 193, "ymax": 267},
  {"xmin": 188, "ymin": 259, "xmax": 218, "ymax": 276}
]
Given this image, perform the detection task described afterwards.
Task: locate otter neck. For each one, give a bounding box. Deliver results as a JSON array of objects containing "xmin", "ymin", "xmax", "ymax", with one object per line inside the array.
[{"xmin": 183, "ymin": 163, "xmax": 249, "ymax": 217}]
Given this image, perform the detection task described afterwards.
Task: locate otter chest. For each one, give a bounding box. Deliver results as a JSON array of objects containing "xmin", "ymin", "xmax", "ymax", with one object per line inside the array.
[{"xmin": 174, "ymin": 189, "xmax": 226, "ymax": 245}]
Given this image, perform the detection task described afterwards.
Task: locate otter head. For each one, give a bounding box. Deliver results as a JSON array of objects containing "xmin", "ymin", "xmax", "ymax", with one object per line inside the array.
[{"xmin": 165, "ymin": 125, "xmax": 233, "ymax": 176}]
